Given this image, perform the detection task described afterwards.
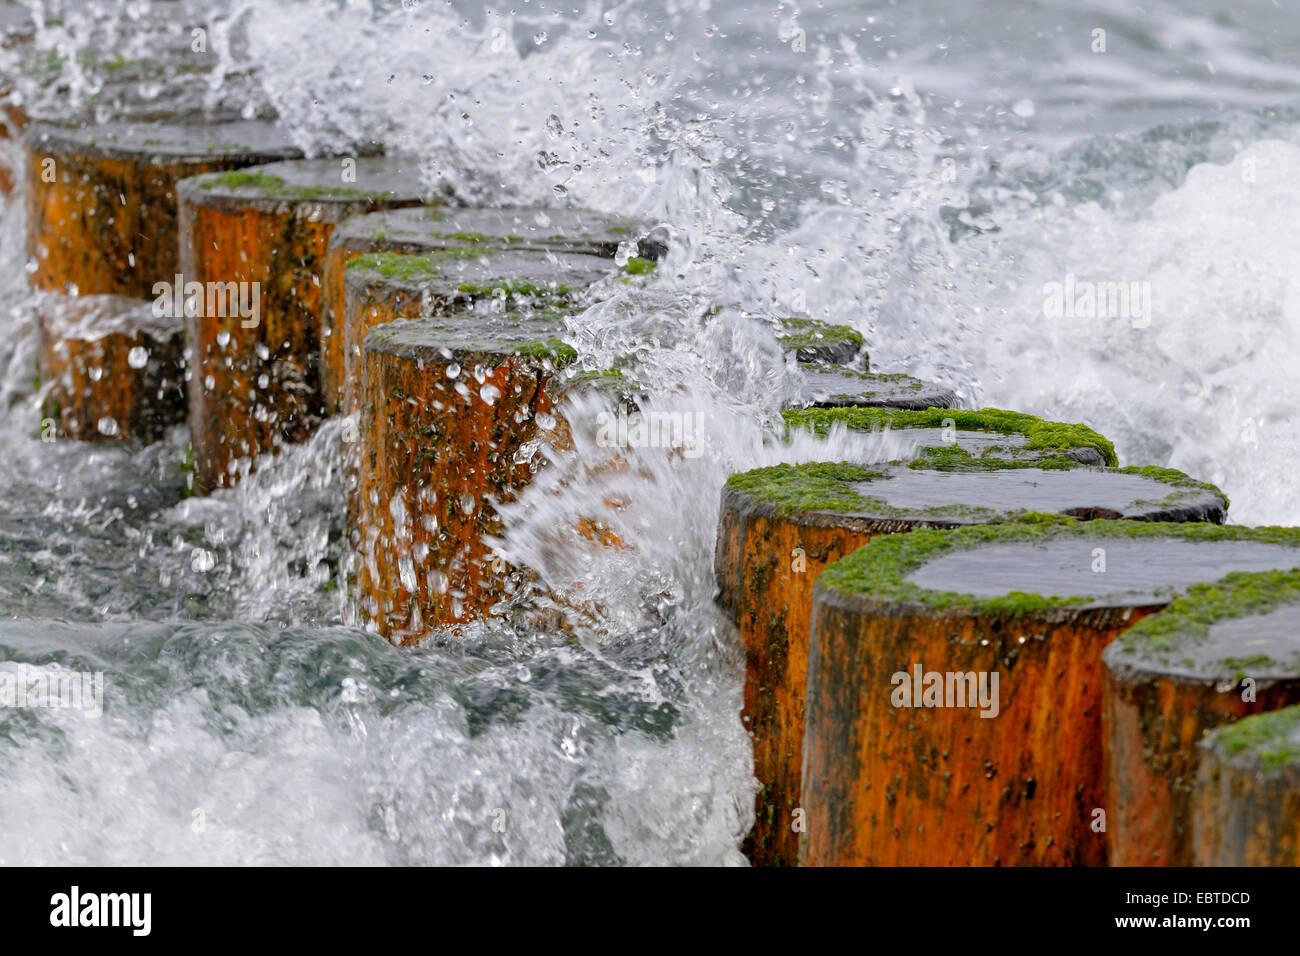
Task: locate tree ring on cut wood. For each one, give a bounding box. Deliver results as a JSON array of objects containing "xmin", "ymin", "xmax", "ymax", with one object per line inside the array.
[{"xmin": 803, "ymin": 520, "xmax": 1300, "ymax": 866}]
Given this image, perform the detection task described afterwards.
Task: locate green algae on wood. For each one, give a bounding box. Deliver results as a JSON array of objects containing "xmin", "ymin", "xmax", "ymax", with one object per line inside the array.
[
  {"xmin": 783, "ymin": 405, "xmax": 1118, "ymax": 466},
  {"xmin": 724, "ymin": 459, "xmax": 1224, "ymax": 529},
  {"xmin": 817, "ymin": 519, "xmax": 1300, "ymax": 615},
  {"xmin": 1101, "ymin": 570, "xmax": 1300, "ymax": 865},
  {"xmin": 1194, "ymin": 705, "xmax": 1300, "ymax": 865},
  {"xmin": 775, "ymin": 317, "xmax": 866, "ymax": 366},
  {"xmin": 1211, "ymin": 705, "xmax": 1300, "ymax": 772},
  {"xmin": 803, "ymin": 521, "xmax": 1300, "ymax": 866}
]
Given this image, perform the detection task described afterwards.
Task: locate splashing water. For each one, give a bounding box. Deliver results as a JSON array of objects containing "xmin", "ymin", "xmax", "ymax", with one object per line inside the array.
[{"xmin": 2, "ymin": 0, "xmax": 1300, "ymax": 864}]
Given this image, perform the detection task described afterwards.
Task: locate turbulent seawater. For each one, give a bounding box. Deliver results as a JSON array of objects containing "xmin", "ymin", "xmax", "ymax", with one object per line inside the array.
[{"xmin": 1, "ymin": 0, "xmax": 1299, "ymax": 864}]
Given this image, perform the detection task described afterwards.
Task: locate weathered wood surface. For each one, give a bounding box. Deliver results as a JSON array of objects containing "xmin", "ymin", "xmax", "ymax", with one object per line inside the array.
[
  {"xmin": 1193, "ymin": 705, "xmax": 1300, "ymax": 866},
  {"xmin": 1103, "ymin": 580, "xmax": 1300, "ymax": 865},
  {"xmin": 793, "ymin": 365, "xmax": 958, "ymax": 411},
  {"xmin": 355, "ymin": 312, "xmax": 587, "ymax": 643},
  {"xmin": 717, "ymin": 460, "xmax": 1222, "ymax": 866},
  {"xmin": 26, "ymin": 120, "xmax": 300, "ymax": 300},
  {"xmin": 800, "ymin": 523, "xmax": 1300, "ymax": 866},
  {"xmin": 178, "ymin": 156, "xmax": 431, "ymax": 492},
  {"xmin": 37, "ymin": 293, "xmax": 185, "ymax": 443},
  {"xmin": 320, "ymin": 205, "xmax": 656, "ymax": 413}
]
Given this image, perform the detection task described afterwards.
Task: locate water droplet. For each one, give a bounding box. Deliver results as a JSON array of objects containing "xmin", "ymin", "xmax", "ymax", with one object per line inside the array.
[
  {"xmin": 96, "ymin": 416, "xmax": 118, "ymax": 436},
  {"xmin": 217, "ymin": 330, "xmax": 231, "ymax": 348},
  {"xmin": 459, "ymin": 494, "xmax": 475, "ymax": 515},
  {"xmin": 88, "ymin": 367, "xmax": 104, "ymax": 382},
  {"xmin": 445, "ymin": 363, "xmax": 460, "ymax": 378},
  {"xmin": 127, "ymin": 346, "xmax": 149, "ymax": 369},
  {"xmin": 480, "ymin": 384, "xmax": 501, "ymax": 405}
]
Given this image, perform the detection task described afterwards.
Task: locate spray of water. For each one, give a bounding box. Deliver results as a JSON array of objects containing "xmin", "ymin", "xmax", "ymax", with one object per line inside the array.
[{"xmin": 1, "ymin": 0, "xmax": 1299, "ymax": 863}]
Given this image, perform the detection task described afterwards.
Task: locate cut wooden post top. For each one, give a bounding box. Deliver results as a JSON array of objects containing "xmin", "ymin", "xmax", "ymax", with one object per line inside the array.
[
  {"xmin": 1104, "ymin": 570, "xmax": 1300, "ymax": 683},
  {"xmin": 774, "ymin": 316, "xmax": 866, "ymax": 367},
  {"xmin": 1194, "ymin": 704, "xmax": 1300, "ymax": 866},
  {"xmin": 723, "ymin": 460, "xmax": 1226, "ymax": 532},
  {"xmin": 794, "ymin": 363, "xmax": 958, "ymax": 411},
  {"xmin": 329, "ymin": 204, "xmax": 663, "ymax": 260},
  {"xmin": 815, "ymin": 521, "xmax": 1300, "ymax": 615},
  {"xmin": 26, "ymin": 118, "xmax": 301, "ymax": 164},
  {"xmin": 782, "ymin": 405, "xmax": 1117, "ymax": 466},
  {"xmin": 1101, "ymin": 568, "xmax": 1300, "ymax": 866},
  {"xmin": 177, "ymin": 156, "xmax": 438, "ymax": 217},
  {"xmin": 1202, "ymin": 705, "xmax": 1300, "ymax": 775},
  {"xmin": 342, "ymin": 247, "xmax": 623, "ymax": 312},
  {"xmin": 361, "ymin": 309, "xmax": 584, "ymax": 370}
]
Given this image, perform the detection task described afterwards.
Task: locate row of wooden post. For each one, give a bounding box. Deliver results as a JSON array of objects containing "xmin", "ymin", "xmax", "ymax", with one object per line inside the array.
[{"xmin": 718, "ymin": 410, "xmax": 1300, "ymax": 865}]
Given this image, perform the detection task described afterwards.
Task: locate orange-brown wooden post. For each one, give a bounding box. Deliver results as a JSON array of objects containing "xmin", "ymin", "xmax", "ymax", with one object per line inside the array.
[
  {"xmin": 320, "ymin": 205, "xmax": 656, "ymax": 415},
  {"xmin": 25, "ymin": 120, "xmax": 299, "ymax": 442},
  {"xmin": 716, "ymin": 448, "xmax": 1218, "ymax": 866},
  {"xmin": 176, "ymin": 157, "xmax": 431, "ymax": 492},
  {"xmin": 355, "ymin": 312, "xmax": 588, "ymax": 643},
  {"xmin": 1193, "ymin": 704, "xmax": 1300, "ymax": 866},
  {"xmin": 37, "ymin": 293, "xmax": 186, "ymax": 442},
  {"xmin": 1103, "ymin": 573, "xmax": 1300, "ymax": 865},
  {"xmin": 26, "ymin": 120, "xmax": 299, "ymax": 299},
  {"xmin": 801, "ymin": 521, "xmax": 1300, "ymax": 866}
]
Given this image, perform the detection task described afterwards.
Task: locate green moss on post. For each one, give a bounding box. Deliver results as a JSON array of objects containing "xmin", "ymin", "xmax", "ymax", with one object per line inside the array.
[
  {"xmin": 804, "ymin": 520, "xmax": 1300, "ymax": 866},
  {"xmin": 725, "ymin": 458, "xmax": 1224, "ymax": 528},
  {"xmin": 793, "ymin": 364, "xmax": 958, "ymax": 411},
  {"xmin": 776, "ymin": 317, "xmax": 866, "ymax": 366},
  {"xmin": 783, "ymin": 406, "xmax": 1118, "ymax": 466},
  {"xmin": 1102, "ymin": 571, "xmax": 1300, "ymax": 864},
  {"xmin": 1195, "ymin": 705, "xmax": 1300, "ymax": 865}
]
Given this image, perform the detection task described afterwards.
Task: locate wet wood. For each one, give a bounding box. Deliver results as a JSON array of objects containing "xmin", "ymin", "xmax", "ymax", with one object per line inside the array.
[
  {"xmin": 805, "ymin": 589, "xmax": 1158, "ymax": 866},
  {"xmin": 26, "ymin": 120, "xmax": 300, "ymax": 300},
  {"xmin": 1193, "ymin": 706, "xmax": 1300, "ymax": 865},
  {"xmin": 177, "ymin": 156, "xmax": 431, "ymax": 493},
  {"xmin": 717, "ymin": 461, "xmax": 1226, "ymax": 866},
  {"xmin": 1103, "ymin": 596, "xmax": 1300, "ymax": 865},
  {"xmin": 334, "ymin": 247, "xmax": 620, "ymax": 420},
  {"xmin": 794, "ymin": 365, "xmax": 957, "ymax": 411},
  {"xmin": 781, "ymin": 406, "xmax": 1116, "ymax": 466},
  {"xmin": 800, "ymin": 526, "xmax": 1300, "ymax": 866},
  {"xmin": 320, "ymin": 205, "xmax": 657, "ymax": 414},
  {"xmin": 37, "ymin": 293, "xmax": 185, "ymax": 443},
  {"xmin": 355, "ymin": 312, "xmax": 588, "ymax": 643},
  {"xmin": 775, "ymin": 317, "xmax": 866, "ymax": 367}
]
